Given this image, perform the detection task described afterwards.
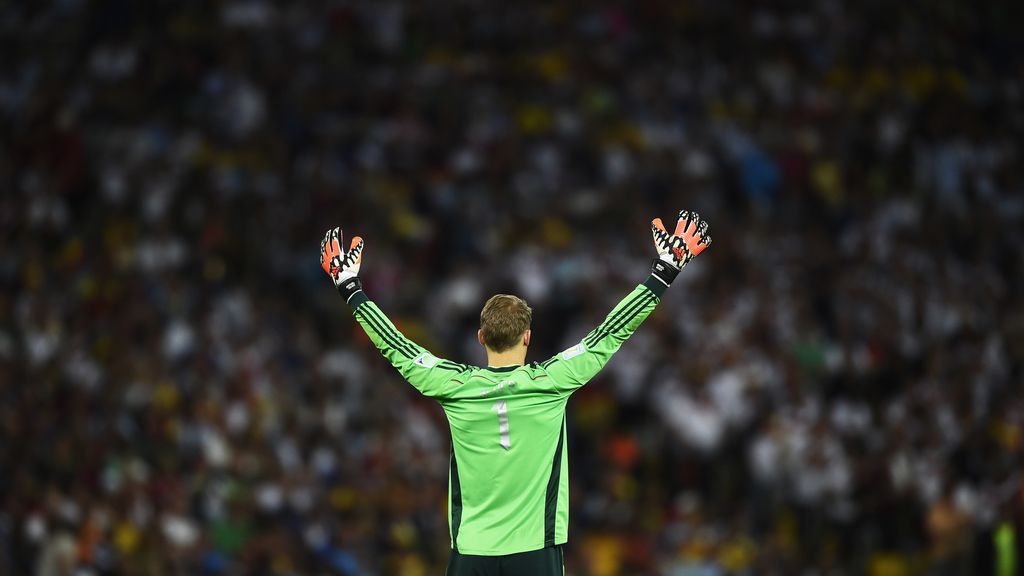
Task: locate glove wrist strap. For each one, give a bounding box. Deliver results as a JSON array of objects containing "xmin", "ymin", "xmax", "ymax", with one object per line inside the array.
[
  {"xmin": 650, "ymin": 257, "xmax": 679, "ymax": 286},
  {"xmin": 336, "ymin": 276, "xmax": 363, "ymax": 302}
]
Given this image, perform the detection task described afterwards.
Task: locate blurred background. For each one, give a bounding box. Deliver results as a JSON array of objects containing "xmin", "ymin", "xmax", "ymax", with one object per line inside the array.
[{"xmin": 2, "ymin": 0, "xmax": 1023, "ymax": 575}]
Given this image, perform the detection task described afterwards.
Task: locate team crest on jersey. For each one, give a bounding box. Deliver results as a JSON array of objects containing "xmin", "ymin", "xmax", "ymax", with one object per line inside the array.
[
  {"xmin": 561, "ymin": 343, "xmax": 586, "ymax": 360},
  {"xmin": 414, "ymin": 352, "xmax": 440, "ymax": 368}
]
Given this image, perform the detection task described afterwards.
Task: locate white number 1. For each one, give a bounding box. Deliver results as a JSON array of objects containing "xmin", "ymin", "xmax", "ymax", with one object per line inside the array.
[{"xmin": 491, "ymin": 400, "xmax": 511, "ymax": 450}]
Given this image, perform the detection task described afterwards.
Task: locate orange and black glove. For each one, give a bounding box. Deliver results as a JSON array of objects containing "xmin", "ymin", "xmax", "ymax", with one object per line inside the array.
[
  {"xmin": 320, "ymin": 227, "xmax": 364, "ymax": 302},
  {"xmin": 649, "ymin": 210, "xmax": 711, "ymax": 286}
]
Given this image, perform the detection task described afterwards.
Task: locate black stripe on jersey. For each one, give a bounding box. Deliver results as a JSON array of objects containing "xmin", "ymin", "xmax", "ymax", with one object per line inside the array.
[
  {"xmin": 608, "ymin": 292, "xmax": 656, "ymax": 335},
  {"xmin": 355, "ymin": 308, "xmax": 412, "ymax": 360},
  {"xmin": 356, "ymin": 308, "xmax": 415, "ymax": 360},
  {"xmin": 584, "ymin": 291, "xmax": 653, "ymax": 348},
  {"xmin": 583, "ymin": 291, "xmax": 648, "ymax": 347},
  {"xmin": 540, "ymin": 358, "xmax": 558, "ymax": 369},
  {"xmin": 544, "ymin": 415, "xmax": 566, "ymax": 547},
  {"xmin": 364, "ymin": 306, "xmax": 421, "ymax": 359},
  {"xmin": 606, "ymin": 291, "xmax": 655, "ymax": 336},
  {"xmin": 440, "ymin": 360, "xmax": 468, "ymax": 372},
  {"xmin": 592, "ymin": 292, "xmax": 656, "ymax": 347},
  {"xmin": 585, "ymin": 289, "xmax": 647, "ymax": 342},
  {"xmin": 588, "ymin": 292, "xmax": 656, "ymax": 349},
  {"xmin": 450, "ymin": 445, "xmax": 463, "ymax": 552},
  {"xmin": 362, "ymin": 306, "xmax": 419, "ymax": 359}
]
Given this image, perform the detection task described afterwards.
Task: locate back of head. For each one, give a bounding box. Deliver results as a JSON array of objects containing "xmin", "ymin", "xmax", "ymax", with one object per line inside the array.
[{"xmin": 479, "ymin": 294, "xmax": 532, "ymax": 352}]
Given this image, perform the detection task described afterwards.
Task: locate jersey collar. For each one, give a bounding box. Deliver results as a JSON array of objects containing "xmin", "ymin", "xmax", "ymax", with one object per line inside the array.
[{"xmin": 484, "ymin": 365, "xmax": 520, "ymax": 373}]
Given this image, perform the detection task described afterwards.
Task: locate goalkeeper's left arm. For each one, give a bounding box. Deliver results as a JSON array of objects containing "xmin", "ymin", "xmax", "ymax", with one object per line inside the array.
[
  {"xmin": 540, "ymin": 210, "xmax": 712, "ymax": 394},
  {"xmin": 320, "ymin": 228, "xmax": 469, "ymax": 399}
]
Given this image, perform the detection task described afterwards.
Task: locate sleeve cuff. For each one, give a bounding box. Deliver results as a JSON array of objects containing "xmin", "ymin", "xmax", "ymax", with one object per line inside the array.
[{"xmin": 642, "ymin": 274, "xmax": 669, "ymax": 297}]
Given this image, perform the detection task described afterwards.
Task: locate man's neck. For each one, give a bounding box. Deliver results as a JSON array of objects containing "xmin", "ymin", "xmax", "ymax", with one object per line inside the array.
[{"xmin": 486, "ymin": 348, "xmax": 527, "ymax": 368}]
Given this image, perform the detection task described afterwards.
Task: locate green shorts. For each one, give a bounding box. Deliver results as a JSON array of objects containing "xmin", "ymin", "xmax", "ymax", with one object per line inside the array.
[{"xmin": 446, "ymin": 545, "xmax": 564, "ymax": 576}]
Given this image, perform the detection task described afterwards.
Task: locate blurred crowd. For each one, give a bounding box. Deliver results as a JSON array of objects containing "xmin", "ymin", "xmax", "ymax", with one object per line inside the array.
[{"xmin": 2, "ymin": 0, "xmax": 1023, "ymax": 574}]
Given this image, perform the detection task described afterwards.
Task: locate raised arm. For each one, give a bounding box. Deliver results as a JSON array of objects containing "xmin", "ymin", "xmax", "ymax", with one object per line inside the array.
[
  {"xmin": 540, "ymin": 210, "xmax": 711, "ymax": 394},
  {"xmin": 320, "ymin": 228, "xmax": 469, "ymax": 399}
]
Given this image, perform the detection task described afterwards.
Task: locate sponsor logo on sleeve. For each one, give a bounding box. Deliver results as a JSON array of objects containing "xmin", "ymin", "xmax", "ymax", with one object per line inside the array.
[
  {"xmin": 414, "ymin": 353, "xmax": 440, "ymax": 368},
  {"xmin": 561, "ymin": 343, "xmax": 586, "ymax": 360}
]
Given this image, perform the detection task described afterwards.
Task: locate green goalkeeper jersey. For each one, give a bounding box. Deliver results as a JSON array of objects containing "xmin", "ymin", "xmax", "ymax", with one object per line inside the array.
[{"xmin": 347, "ymin": 275, "xmax": 667, "ymax": 556}]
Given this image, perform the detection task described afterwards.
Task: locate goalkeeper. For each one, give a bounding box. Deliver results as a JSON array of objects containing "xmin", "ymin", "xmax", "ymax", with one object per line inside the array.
[{"xmin": 320, "ymin": 211, "xmax": 711, "ymax": 575}]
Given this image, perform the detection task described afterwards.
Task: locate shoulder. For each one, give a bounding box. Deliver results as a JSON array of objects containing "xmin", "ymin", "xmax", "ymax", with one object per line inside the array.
[
  {"xmin": 435, "ymin": 358, "xmax": 472, "ymax": 373},
  {"xmin": 524, "ymin": 362, "xmax": 555, "ymax": 379}
]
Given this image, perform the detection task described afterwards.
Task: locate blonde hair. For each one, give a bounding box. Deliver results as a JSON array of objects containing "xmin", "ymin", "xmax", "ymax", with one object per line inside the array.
[{"xmin": 479, "ymin": 294, "xmax": 532, "ymax": 352}]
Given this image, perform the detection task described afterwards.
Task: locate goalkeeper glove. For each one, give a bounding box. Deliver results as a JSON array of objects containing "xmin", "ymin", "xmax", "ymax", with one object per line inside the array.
[
  {"xmin": 320, "ymin": 227, "xmax": 364, "ymax": 302},
  {"xmin": 650, "ymin": 210, "xmax": 712, "ymax": 285}
]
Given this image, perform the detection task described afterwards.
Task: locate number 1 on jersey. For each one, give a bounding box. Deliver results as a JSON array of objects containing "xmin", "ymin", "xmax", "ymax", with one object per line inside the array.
[{"xmin": 491, "ymin": 400, "xmax": 511, "ymax": 450}]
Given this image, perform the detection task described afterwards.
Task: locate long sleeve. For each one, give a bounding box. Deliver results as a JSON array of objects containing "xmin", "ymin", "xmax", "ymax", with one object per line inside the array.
[
  {"xmin": 348, "ymin": 292, "xmax": 469, "ymax": 399},
  {"xmin": 537, "ymin": 275, "xmax": 666, "ymax": 395}
]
